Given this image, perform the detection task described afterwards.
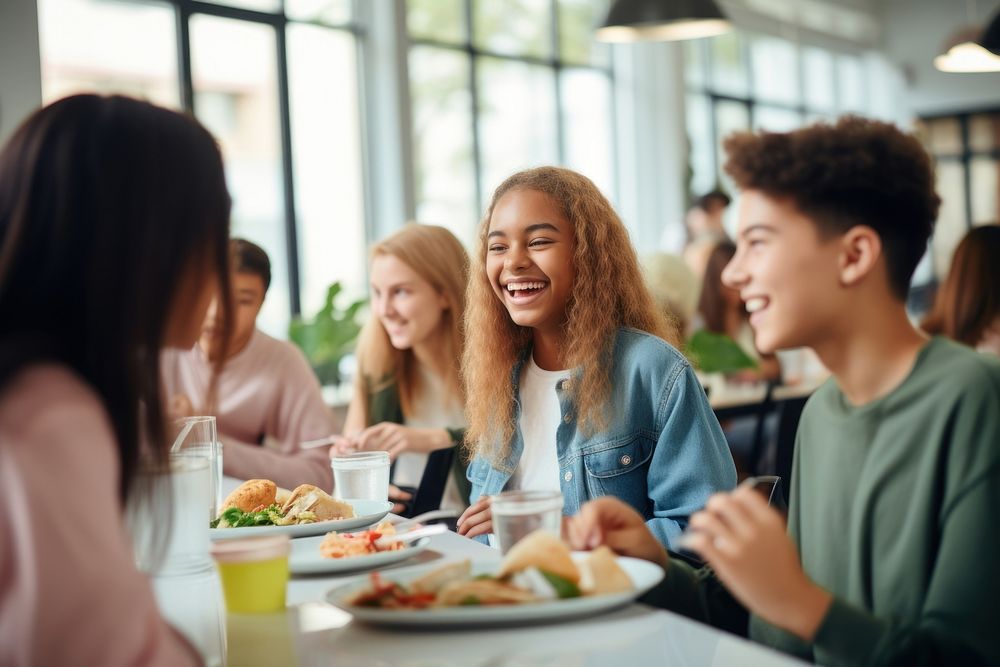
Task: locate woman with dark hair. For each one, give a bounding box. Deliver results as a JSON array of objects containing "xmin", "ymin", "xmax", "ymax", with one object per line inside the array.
[
  {"xmin": 696, "ymin": 240, "xmax": 781, "ymax": 382},
  {"xmin": 922, "ymin": 224, "xmax": 1000, "ymax": 355},
  {"xmin": 0, "ymin": 95, "xmax": 232, "ymax": 665}
]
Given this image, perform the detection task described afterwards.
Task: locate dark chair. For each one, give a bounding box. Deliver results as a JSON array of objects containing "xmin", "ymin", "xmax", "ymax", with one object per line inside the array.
[
  {"xmin": 772, "ymin": 395, "xmax": 809, "ymax": 507},
  {"xmin": 407, "ymin": 447, "xmax": 455, "ymax": 517}
]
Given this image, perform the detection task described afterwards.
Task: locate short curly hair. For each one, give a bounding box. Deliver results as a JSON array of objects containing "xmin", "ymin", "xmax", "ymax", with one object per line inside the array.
[{"xmin": 723, "ymin": 116, "xmax": 941, "ymax": 300}]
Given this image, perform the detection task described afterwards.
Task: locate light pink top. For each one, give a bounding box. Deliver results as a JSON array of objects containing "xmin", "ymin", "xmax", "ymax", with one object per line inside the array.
[
  {"xmin": 0, "ymin": 365, "xmax": 198, "ymax": 667},
  {"xmin": 160, "ymin": 329, "xmax": 336, "ymax": 491}
]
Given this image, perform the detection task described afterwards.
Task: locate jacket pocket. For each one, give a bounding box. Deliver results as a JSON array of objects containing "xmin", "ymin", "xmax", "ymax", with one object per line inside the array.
[{"xmin": 582, "ymin": 436, "xmax": 653, "ymax": 478}]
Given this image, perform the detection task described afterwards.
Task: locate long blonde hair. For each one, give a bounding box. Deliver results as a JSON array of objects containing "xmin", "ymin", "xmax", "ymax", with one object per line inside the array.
[
  {"xmin": 463, "ymin": 167, "xmax": 679, "ymax": 465},
  {"xmin": 354, "ymin": 224, "xmax": 469, "ymax": 420}
]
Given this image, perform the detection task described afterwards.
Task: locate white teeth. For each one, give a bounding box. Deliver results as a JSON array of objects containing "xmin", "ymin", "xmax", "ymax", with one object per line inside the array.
[
  {"xmin": 506, "ymin": 281, "xmax": 546, "ymax": 292},
  {"xmin": 745, "ymin": 297, "xmax": 768, "ymax": 313}
]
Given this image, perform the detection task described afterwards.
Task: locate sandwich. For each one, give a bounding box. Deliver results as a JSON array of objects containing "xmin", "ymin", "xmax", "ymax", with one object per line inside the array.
[{"xmin": 281, "ymin": 484, "xmax": 355, "ymax": 521}]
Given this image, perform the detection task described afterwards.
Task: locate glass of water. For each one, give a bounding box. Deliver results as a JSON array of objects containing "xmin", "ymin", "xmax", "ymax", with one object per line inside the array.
[
  {"xmin": 491, "ymin": 490, "xmax": 564, "ymax": 554},
  {"xmin": 172, "ymin": 416, "xmax": 222, "ymax": 518},
  {"xmin": 331, "ymin": 451, "xmax": 390, "ymax": 501}
]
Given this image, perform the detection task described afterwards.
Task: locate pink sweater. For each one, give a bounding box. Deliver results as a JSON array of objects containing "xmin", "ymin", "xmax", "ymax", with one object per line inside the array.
[
  {"xmin": 160, "ymin": 329, "xmax": 336, "ymax": 491},
  {"xmin": 0, "ymin": 365, "xmax": 198, "ymax": 666}
]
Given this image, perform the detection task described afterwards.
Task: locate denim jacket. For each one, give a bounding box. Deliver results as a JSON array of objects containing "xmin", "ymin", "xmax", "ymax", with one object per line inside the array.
[{"xmin": 467, "ymin": 328, "xmax": 736, "ymax": 549}]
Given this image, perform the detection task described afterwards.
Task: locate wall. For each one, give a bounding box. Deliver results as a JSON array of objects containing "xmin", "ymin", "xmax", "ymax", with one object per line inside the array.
[{"xmin": 0, "ymin": 0, "xmax": 42, "ymax": 143}]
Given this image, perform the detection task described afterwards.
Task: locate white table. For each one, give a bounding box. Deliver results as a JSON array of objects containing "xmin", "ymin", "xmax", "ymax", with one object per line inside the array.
[{"xmin": 153, "ymin": 524, "xmax": 807, "ymax": 666}]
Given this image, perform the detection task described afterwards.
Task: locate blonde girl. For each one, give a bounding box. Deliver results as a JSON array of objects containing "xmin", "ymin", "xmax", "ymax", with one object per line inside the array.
[
  {"xmin": 456, "ymin": 167, "xmax": 736, "ymax": 547},
  {"xmin": 333, "ymin": 224, "xmax": 470, "ymax": 513}
]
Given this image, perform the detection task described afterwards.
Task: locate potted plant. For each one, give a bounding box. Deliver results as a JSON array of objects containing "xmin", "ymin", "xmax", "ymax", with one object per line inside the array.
[{"xmin": 288, "ymin": 282, "xmax": 366, "ymax": 387}]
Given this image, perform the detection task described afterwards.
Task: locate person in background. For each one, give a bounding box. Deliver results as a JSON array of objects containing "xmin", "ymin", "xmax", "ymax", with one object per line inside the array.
[
  {"xmin": 696, "ymin": 240, "xmax": 781, "ymax": 383},
  {"xmin": 331, "ymin": 224, "xmax": 470, "ymax": 515},
  {"xmin": 0, "ymin": 94, "xmax": 232, "ymax": 665},
  {"xmin": 922, "ymin": 224, "xmax": 1000, "ymax": 356},
  {"xmin": 456, "ymin": 166, "xmax": 736, "ymax": 549},
  {"xmin": 641, "ymin": 252, "xmax": 700, "ymax": 338},
  {"xmin": 683, "ymin": 189, "xmax": 732, "ymax": 279},
  {"xmin": 162, "ymin": 238, "xmax": 336, "ymax": 491},
  {"xmin": 568, "ymin": 117, "xmax": 1000, "ymax": 666}
]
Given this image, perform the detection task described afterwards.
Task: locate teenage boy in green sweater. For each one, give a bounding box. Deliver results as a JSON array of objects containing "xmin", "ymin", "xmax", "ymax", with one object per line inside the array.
[{"xmin": 569, "ymin": 117, "xmax": 1000, "ymax": 666}]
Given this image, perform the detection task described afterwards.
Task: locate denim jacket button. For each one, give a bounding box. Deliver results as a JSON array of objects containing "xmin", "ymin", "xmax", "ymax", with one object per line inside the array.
[
  {"xmin": 564, "ymin": 471, "xmax": 573, "ymax": 482},
  {"xmin": 620, "ymin": 454, "xmax": 632, "ymax": 466},
  {"xmin": 563, "ymin": 413, "xmax": 573, "ymax": 423},
  {"xmin": 562, "ymin": 380, "xmax": 572, "ymax": 391}
]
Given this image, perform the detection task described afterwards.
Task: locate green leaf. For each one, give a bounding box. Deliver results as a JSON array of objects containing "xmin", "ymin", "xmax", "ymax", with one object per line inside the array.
[
  {"xmin": 685, "ymin": 330, "xmax": 758, "ymax": 374},
  {"xmin": 288, "ymin": 280, "xmax": 367, "ymax": 386},
  {"xmin": 540, "ymin": 570, "xmax": 581, "ymax": 599}
]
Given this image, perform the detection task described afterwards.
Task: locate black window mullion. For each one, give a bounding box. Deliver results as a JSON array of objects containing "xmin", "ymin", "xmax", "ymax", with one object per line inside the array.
[
  {"xmin": 274, "ymin": 22, "xmax": 302, "ymax": 316},
  {"xmin": 176, "ymin": 1, "xmax": 194, "ymax": 112},
  {"xmin": 550, "ymin": 0, "xmax": 565, "ymax": 165}
]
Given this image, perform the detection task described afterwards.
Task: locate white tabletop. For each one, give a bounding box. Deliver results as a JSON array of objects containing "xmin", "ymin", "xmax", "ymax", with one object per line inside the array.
[{"xmin": 153, "ymin": 520, "xmax": 806, "ymax": 666}]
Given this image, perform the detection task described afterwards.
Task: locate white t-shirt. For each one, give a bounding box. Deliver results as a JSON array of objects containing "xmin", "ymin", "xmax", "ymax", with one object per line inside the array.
[
  {"xmin": 510, "ymin": 356, "xmax": 568, "ymax": 493},
  {"xmin": 398, "ymin": 365, "xmax": 468, "ymax": 511}
]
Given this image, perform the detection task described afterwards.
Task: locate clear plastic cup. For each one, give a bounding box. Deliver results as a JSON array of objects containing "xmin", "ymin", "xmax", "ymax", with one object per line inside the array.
[
  {"xmin": 210, "ymin": 535, "xmax": 291, "ymax": 613},
  {"xmin": 172, "ymin": 416, "xmax": 223, "ymax": 518},
  {"xmin": 490, "ymin": 490, "xmax": 564, "ymax": 554},
  {"xmin": 330, "ymin": 451, "xmax": 390, "ymax": 501}
]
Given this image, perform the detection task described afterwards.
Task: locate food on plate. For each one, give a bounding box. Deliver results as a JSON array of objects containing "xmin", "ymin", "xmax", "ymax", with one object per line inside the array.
[
  {"xmin": 319, "ymin": 521, "xmax": 405, "ymax": 559},
  {"xmin": 282, "ymin": 484, "xmax": 355, "ymax": 522},
  {"xmin": 347, "ymin": 529, "xmax": 632, "ymax": 609},
  {"xmin": 211, "ymin": 480, "xmax": 355, "ymax": 528},
  {"xmin": 221, "ymin": 479, "xmax": 277, "ymax": 513}
]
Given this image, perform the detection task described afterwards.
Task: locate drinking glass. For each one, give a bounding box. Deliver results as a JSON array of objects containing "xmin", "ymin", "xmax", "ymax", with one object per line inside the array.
[
  {"xmin": 330, "ymin": 451, "xmax": 390, "ymax": 501},
  {"xmin": 490, "ymin": 490, "xmax": 564, "ymax": 554},
  {"xmin": 132, "ymin": 455, "xmax": 213, "ymax": 576},
  {"xmin": 172, "ymin": 416, "xmax": 223, "ymax": 518}
]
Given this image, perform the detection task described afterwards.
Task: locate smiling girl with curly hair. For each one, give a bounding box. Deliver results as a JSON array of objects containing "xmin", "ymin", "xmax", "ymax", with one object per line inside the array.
[{"xmin": 456, "ymin": 166, "xmax": 736, "ymax": 548}]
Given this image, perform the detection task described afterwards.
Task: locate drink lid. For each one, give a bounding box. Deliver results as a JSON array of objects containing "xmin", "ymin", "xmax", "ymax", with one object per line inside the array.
[{"xmin": 210, "ymin": 535, "xmax": 290, "ymax": 563}]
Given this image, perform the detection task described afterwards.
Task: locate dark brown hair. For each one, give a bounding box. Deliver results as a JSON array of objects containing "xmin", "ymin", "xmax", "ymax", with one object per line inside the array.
[
  {"xmin": 922, "ymin": 224, "xmax": 1000, "ymax": 346},
  {"xmin": 723, "ymin": 116, "xmax": 941, "ymax": 300},
  {"xmin": 697, "ymin": 240, "xmax": 738, "ymax": 334},
  {"xmin": 0, "ymin": 94, "xmax": 232, "ymax": 503},
  {"xmin": 231, "ymin": 237, "xmax": 271, "ymax": 292}
]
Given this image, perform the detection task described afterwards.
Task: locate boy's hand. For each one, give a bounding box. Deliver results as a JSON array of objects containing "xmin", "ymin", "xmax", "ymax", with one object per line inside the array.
[
  {"xmin": 567, "ymin": 497, "xmax": 669, "ymax": 569},
  {"xmin": 388, "ymin": 484, "xmax": 412, "ymax": 515},
  {"xmin": 168, "ymin": 393, "xmax": 193, "ymax": 420},
  {"xmin": 682, "ymin": 486, "xmax": 832, "ymax": 641},
  {"xmin": 457, "ymin": 496, "xmax": 493, "ymax": 538}
]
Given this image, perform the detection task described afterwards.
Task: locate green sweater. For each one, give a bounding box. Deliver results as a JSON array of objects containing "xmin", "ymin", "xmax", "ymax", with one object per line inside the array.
[
  {"xmin": 644, "ymin": 338, "xmax": 1000, "ymax": 665},
  {"xmin": 366, "ymin": 380, "xmax": 471, "ymax": 505}
]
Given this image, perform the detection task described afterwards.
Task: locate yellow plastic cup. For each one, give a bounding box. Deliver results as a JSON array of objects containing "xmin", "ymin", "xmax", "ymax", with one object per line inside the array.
[{"xmin": 210, "ymin": 535, "xmax": 291, "ymax": 613}]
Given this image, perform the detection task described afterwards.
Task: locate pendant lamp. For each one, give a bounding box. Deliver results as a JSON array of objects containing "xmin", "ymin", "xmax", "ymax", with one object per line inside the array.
[{"xmin": 595, "ymin": 0, "xmax": 732, "ymax": 43}]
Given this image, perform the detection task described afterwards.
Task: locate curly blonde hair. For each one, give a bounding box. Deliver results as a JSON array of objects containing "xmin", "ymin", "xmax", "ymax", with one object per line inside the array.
[
  {"xmin": 463, "ymin": 167, "xmax": 679, "ymax": 466},
  {"xmin": 354, "ymin": 224, "xmax": 468, "ymax": 420}
]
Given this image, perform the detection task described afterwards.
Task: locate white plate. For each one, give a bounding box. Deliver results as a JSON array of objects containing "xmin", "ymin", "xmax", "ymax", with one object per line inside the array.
[
  {"xmin": 289, "ymin": 535, "xmax": 431, "ymax": 575},
  {"xmin": 324, "ymin": 555, "xmax": 665, "ymax": 628},
  {"xmin": 209, "ymin": 500, "xmax": 393, "ymax": 540}
]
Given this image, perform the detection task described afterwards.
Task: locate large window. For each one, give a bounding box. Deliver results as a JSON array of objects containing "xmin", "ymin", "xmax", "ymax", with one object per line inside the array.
[
  {"xmin": 406, "ymin": 0, "xmax": 615, "ymax": 243},
  {"xmin": 918, "ymin": 111, "xmax": 1000, "ymax": 278},
  {"xmin": 37, "ymin": 0, "xmax": 365, "ymax": 338},
  {"xmin": 682, "ymin": 32, "xmax": 869, "ymax": 205}
]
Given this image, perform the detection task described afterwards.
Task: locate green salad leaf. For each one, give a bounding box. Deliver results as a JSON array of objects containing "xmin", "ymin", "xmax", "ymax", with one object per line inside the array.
[
  {"xmin": 540, "ymin": 570, "xmax": 582, "ymax": 599},
  {"xmin": 210, "ymin": 504, "xmax": 285, "ymax": 528}
]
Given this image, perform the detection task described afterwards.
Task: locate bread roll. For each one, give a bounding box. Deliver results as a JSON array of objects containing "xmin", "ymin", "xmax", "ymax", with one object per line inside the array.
[
  {"xmin": 220, "ymin": 479, "xmax": 277, "ymax": 514},
  {"xmin": 495, "ymin": 530, "xmax": 580, "ymax": 584}
]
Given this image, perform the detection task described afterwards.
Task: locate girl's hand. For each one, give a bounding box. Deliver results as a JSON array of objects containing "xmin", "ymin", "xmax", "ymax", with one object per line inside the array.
[
  {"xmin": 682, "ymin": 486, "xmax": 832, "ymax": 641},
  {"xmin": 388, "ymin": 484, "xmax": 413, "ymax": 515},
  {"xmin": 567, "ymin": 497, "xmax": 668, "ymax": 569},
  {"xmin": 457, "ymin": 496, "xmax": 493, "ymax": 538},
  {"xmin": 168, "ymin": 393, "xmax": 193, "ymax": 420},
  {"xmin": 327, "ymin": 435, "xmax": 356, "ymax": 457},
  {"xmin": 352, "ymin": 423, "xmax": 447, "ymax": 460}
]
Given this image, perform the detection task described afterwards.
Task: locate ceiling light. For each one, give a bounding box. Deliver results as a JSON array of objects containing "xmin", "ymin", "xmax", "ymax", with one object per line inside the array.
[{"xmin": 595, "ymin": 0, "xmax": 732, "ymax": 43}]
